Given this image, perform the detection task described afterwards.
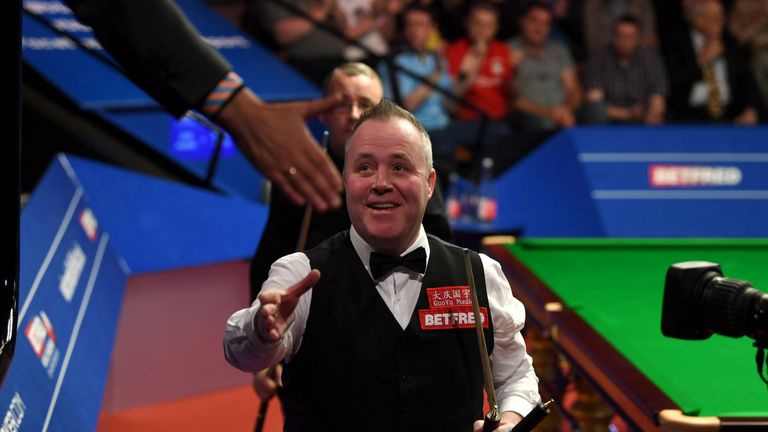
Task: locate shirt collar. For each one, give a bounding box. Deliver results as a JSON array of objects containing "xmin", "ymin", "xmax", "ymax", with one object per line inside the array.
[
  {"xmin": 350, "ymin": 225, "xmax": 431, "ymax": 279},
  {"xmin": 691, "ymin": 29, "xmax": 706, "ymax": 53}
]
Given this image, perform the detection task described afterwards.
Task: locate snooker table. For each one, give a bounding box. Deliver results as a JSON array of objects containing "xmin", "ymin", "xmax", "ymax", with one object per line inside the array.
[{"xmin": 484, "ymin": 237, "xmax": 768, "ymax": 431}]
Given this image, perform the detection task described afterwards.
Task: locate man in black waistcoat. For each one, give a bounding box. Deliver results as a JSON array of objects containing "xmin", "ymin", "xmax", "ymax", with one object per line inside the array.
[
  {"xmin": 248, "ymin": 62, "xmax": 454, "ymax": 400},
  {"xmin": 225, "ymin": 99, "xmax": 540, "ymax": 431}
]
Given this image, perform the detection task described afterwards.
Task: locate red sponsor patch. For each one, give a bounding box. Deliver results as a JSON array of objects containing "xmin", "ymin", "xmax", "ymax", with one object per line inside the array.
[
  {"xmin": 419, "ymin": 307, "xmax": 489, "ymax": 330},
  {"xmin": 426, "ymin": 286, "xmax": 472, "ymax": 309}
]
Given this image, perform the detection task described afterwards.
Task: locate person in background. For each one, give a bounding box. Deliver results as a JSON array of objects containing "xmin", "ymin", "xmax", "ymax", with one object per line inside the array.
[
  {"xmin": 66, "ymin": 0, "xmax": 344, "ymax": 211},
  {"xmin": 663, "ymin": 0, "xmax": 762, "ymax": 124},
  {"xmin": 225, "ymin": 99, "xmax": 540, "ymax": 432},
  {"xmin": 583, "ymin": 15, "xmax": 667, "ymax": 124},
  {"xmin": 337, "ymin": 0, "xmax": 406, "ymax": 62},
  {"xmin": 379, "ymin": 5, "xmax": 461, "ymax": 189},
  {"xmin": 582, "ymin": 0, "xmax": 658, "ymax": 55},
  {"xmin": 508, "ymin": 2, "xmax": 583, "ymax": 132},
  {"xmin": 445, "ymin": 1, "xmax": 514, "ymax": 122},
  {"xmin": 443, "ymin": 1, "xmax": 514, "ymax": 177},
  {"xmin": 728, "ymin": 0, "xmax": 768, "ymax": 105},
  {"xmin": 379, "ymin": 5, "xmax": 453, "ymax": 134},
  {"xmin": 250, "ymin": 0, "xmax": 347, "ymax": 85}
]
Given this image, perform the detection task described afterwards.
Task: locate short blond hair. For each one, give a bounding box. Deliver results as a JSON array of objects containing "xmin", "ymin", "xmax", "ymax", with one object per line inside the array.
[
  {"xmin": 346, "ymin": 99, "xmax": 433, "ymax": 172},
  {"xmin": 322, "ymin": 62, "xmax": 382, "ymax": 95}
]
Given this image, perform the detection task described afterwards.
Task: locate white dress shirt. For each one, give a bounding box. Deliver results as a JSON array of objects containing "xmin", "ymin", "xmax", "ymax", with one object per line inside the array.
[
  {"xmin": 224, "ymin": 225, "xmax": 540, "ymax": 416},
  {"xmin": 689, "ymin": 30, "xmax": 731, "ymax": 106}
]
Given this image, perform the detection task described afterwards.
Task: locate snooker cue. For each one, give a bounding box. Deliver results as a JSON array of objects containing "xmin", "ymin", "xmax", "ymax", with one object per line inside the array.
[
  {"xmin": 254, "ymin": 132, "xmax": 329, "ymax": 432},
  {"xmin": 463, "ymin": 249, "xmax": 501, "ymax": 432}
]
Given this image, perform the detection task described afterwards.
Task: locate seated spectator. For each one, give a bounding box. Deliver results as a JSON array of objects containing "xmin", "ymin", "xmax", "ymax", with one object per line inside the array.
[
  {"xmin": 443, "ymin": 1, "xmax": 514, "ymax": 179},
  {"xmin": 664, "ymin": 0, "xmax": 762, "ymax": 124},
  {"xmin": 583, "ymin": 15, "xmax": 667, "ymax": 124},
  {"xmin": 729, "ymin": 0, "xmax": 768, "ymax": 105},
  {"xmin": 378, "ymin": 5, "xmax": 452, "ymax": 132},
  {"xmin": 407, "ymin": 0, "xmax": 449, "ymax": 51},
  {"xmin": 583, "ymin": 0, "xmax": 658, "ymax": 55},
  {"xmin": 249, "ymin": 0, "xmax": 347, "ymax": 85},
  {"xmin": 445, "ymin": 1, "xmax": 514, "ymax": 122},
  {"xmin": 338, "ymin": 0, "xmax": 401, "ymax": 61},
  {"xmin": 508, "ymin": 2, "xmax": 583, "ymax": 132}
]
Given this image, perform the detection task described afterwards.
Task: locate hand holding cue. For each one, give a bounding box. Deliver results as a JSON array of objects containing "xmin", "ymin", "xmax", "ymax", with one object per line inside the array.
[
  {"xmin": 463, "ymin": 250, "xmax": 501, "ymax": 431},
  {"xmin": 510, "ymin": 399, "xmax": 554, "ymax": 432}
]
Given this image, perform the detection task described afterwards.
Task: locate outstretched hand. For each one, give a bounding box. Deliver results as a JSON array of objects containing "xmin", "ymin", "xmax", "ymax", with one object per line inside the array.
[
  {"xmin": 217, "ymin": 89, "xmax": 343, "ymax": 212},
  {"xmin": 256, "ymin": 270, "xmax": 321, "ymax": 343}
]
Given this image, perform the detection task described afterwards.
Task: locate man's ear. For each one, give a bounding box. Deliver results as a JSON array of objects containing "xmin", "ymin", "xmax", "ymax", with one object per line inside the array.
[{"xmin": 427, "ymin": 168, "xmax": 436, "ymax": 199}]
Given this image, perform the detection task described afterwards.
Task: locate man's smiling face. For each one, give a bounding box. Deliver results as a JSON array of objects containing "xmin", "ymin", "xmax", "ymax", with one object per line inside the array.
[{"xmin": 344, "ymin": 117, "xmax": 435, "ymax": 255}]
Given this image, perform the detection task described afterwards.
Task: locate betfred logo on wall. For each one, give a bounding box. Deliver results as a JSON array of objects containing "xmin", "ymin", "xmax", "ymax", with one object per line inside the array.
[{"xmin": 649, "ymin": 165, "xmax": 742, "ymax": 188}]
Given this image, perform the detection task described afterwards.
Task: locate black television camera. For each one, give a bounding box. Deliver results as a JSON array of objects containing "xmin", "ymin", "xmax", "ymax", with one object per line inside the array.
[{"xmin": 662, "ymin": 262, "xmax": 768, "ymax": 385}]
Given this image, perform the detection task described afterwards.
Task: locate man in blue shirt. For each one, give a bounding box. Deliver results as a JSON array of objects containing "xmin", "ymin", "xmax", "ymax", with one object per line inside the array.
[
  {"xmin": 378, "ymin": 5, "xmax": 452, "ymax": 133},
  {"xmin": 379, "ymin": 5, "xmax": 475, "ymax": 190}
]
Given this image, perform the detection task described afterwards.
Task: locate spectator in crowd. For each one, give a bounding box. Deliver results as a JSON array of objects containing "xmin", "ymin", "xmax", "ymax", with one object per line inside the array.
[
  {"xmin": 379, "ymin": 5, "xmax": 463, "ymax": 189},
  {"xmin": 583, "ymin": 15, "xmax": 667, "ymax": 124},
  {"xmin": 250, "ymin": 0, "xmax": 347, "ymax": 85},
  {"xmin": 445, "ymin": 1, "xmax": 514, "ymax": 121},
  {"xmin": 663, "ymin": 0, "xmax": 762, "ymax": 124},
  {"xmin": 378, "ymin": 5, "xmax": 452, "ymax": 133},
  {"xmin": 338, "ymin": 0, "xmax": 402, "ymax": 61},
  {"xmin": 508, "ymin": 2, "xmax": 582, "ymax": 132},
  {"xmin": 404, "ymin": 0, "xmax": 450, "ymax": 50},
  {"xmin": 444, "ymin": 1, "xmax": 514, "ymax": 178},
  {"xmin": 729, "ymin": 0, "xmax": 768, "ymax": 104},
  {"xmin": 583, "ymin": 0, "xmax": 657, "ymax": 55}
]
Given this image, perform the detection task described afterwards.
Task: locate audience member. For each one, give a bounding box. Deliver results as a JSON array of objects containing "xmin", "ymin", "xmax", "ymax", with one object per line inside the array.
[
  {"xmin": 444, "ymin": 1, "xmax": 515, "ymax": 178},
  {"xmin": 583, "ymin": 0, "xmax": 657, "ymax": 55},
  {"xmin": 406, "ymin": 0, "xmax": 449, "ymax": 50},
  {"xmin": 729, "ymin": 0, "xmax": 768, "ymax": 104},
  {"xmin": 663, "ymin": 0, "xmax": 762, "ymax": 124},
  {"xmin": 583, "ymin": 15, "xmax": 667, "ymax": 124},
  {"xmin": 337, "ymin": 0, "xmax": 394, "ymax": 61},
  {"xmin": 508, "ymin": 3, "xmax": 583, "ymax": 132},
  {"xmin": 445, "ymin": 1, "xmax": 514, "ymax": 121},
  {"xmin": 378, "ymin": 5, "xmax": 453, "ymax": 132},
  {"xmin": 250, "ymin": 0, "xmax": 347, "ymax": 85}
]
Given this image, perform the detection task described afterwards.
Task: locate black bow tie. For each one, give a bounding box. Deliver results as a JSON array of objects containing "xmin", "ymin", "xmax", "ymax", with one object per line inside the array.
[{"xmin": 369, "ymin": 247, "xmax": 427, "ymax": 280}]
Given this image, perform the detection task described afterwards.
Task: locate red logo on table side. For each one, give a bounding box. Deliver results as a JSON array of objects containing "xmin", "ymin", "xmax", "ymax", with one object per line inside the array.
[{"xmin": 420, "ymin": 286, "xmax": 488, "ymax": 330}]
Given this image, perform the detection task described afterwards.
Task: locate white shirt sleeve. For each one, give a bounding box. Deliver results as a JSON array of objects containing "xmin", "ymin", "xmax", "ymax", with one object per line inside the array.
[
  {"xmin": 223, "ymin": 252, "xmax": 313, "ymax": 372},
  {"xmin": 481, "ymin": 253, "xmax": 541, "ymax": 416}
]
